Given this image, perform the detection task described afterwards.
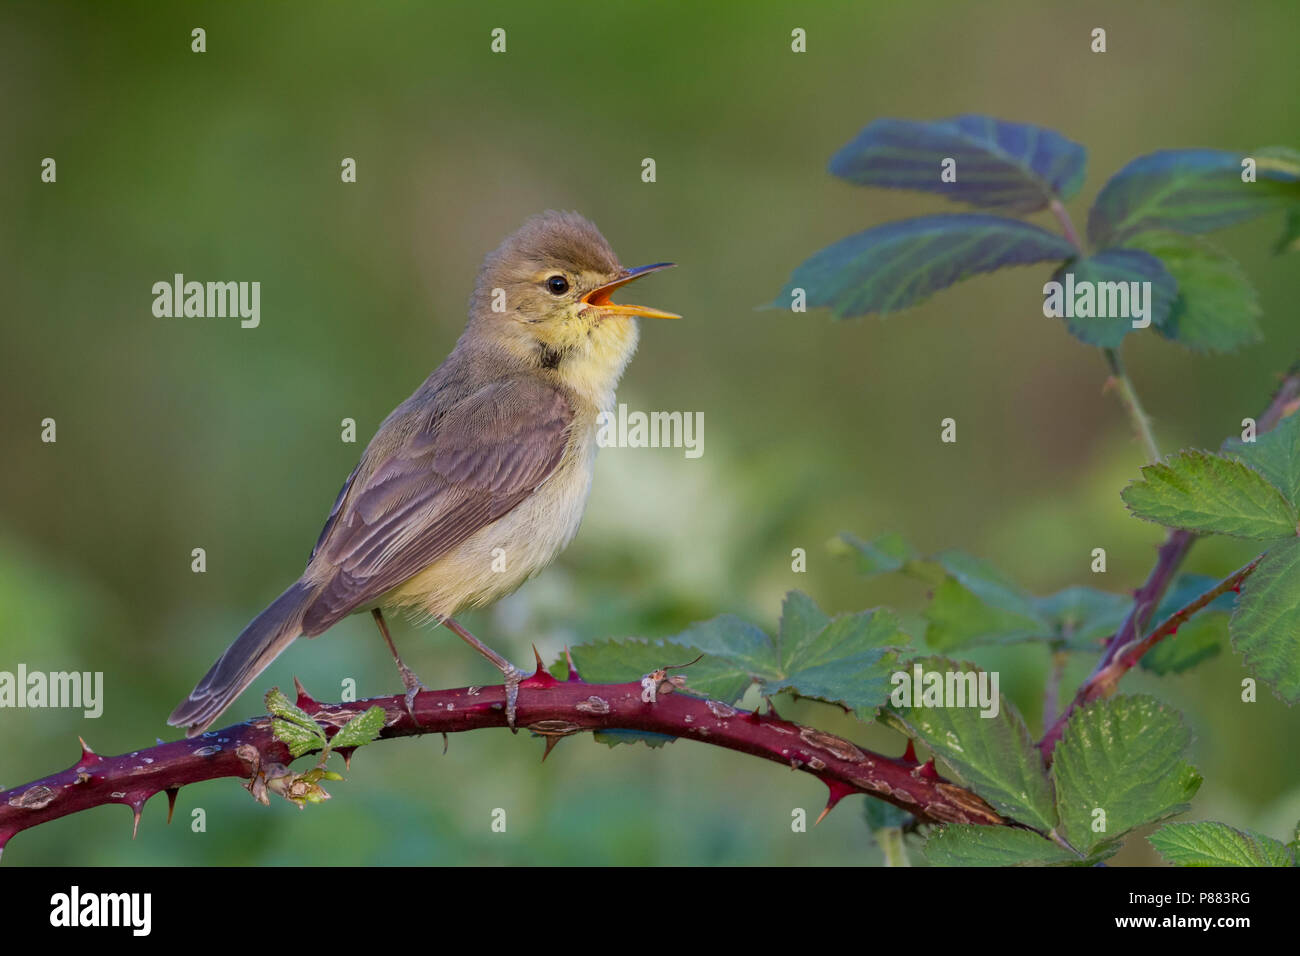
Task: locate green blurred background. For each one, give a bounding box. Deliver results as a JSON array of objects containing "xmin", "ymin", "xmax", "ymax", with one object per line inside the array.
[{"xmin": 2, "ymin": 0, "xmax": 1298, "ymax": 865}]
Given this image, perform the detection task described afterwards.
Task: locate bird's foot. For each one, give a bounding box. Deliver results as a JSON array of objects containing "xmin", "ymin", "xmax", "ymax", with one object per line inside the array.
[
  {"xmin": 398, "ymin": 663, "xmax": 428, "ymax": 724},
  {"xmin": 502, "ymin": 664, "xmax": 524, "ymax": 733}
]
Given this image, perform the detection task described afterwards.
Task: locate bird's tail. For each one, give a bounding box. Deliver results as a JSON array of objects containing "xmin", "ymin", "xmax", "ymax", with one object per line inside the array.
[{"xmin": 168, "ymin": 581, "xmax": 315, "ymax": 737}]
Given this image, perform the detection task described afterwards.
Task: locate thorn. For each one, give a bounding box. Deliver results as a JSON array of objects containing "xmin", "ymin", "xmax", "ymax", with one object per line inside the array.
[
  {"xmin": 76, "ymin": 737, "xmax": 102, "ymax": 770},
  {"xmin": 131, "ymin": 801, "xmax": 144, "ymax": 839},
  {"xmin": 541, "ymin": 736, "xmax": 561, "ymax": 762},
  {"xmin": 814, "ymin": 780, "xmax": 856, "ymax": 826},
  {"xmin": 532, "ymin": 644, "xmax": 550, "ymax": 677},
  {"xmin": 917, "ymin": 759, "xmax": 941, "ymax": 781},
  {"xmin": 564, "ymin": 645, "xmax": 581, "ymax": 682},
  {"xmin": 165, "ymin": 788, "xmax": 179, "ymax": 825},
  {"xmin": 744, "ymin": 707, "xmax": 763, "ymax": 725},
  {"xmin": 902, "ymin": 739, "xmax": 917, "ymax": 764},
  {"xmin": 294, "ymin": 676, "xmax": 319, "ymax": 710},
  {"xmin": 335, "ymin": 746, "xmax": 357, "ymax": 770},
  {"xmin": 441, "ymin": 732, "xmax": 449, "ymax": 756}
]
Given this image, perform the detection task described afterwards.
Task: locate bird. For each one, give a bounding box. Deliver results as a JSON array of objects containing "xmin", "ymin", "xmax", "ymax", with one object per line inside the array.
[{"xmin": 168, "ymin": 210, "xmax": 678, "ymax": 737}]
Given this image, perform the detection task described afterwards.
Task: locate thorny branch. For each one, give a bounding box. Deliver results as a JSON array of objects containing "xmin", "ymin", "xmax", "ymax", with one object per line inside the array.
[
  {"xmin": 1038, "ymin": 362, "xmax": 1300, "ymax": 760},
  {"xmin": 0, "ymin": 656, "xmax": 1004, "ymax": 857}
]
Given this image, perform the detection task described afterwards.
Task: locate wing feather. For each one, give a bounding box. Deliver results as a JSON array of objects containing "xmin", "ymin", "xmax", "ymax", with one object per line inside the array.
[{"xmin": 300, "ymin": 377, "xmax": 573, "ymax": 634}]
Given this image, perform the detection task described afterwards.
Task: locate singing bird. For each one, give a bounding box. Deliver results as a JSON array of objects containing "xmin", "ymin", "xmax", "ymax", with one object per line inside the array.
[{"xmin": 168, "ymin": 211, "xmax": 678, "ymax": 736}]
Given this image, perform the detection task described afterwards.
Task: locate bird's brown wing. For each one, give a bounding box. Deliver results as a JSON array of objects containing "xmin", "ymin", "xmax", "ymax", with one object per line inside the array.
[{"xmin": 299, "ymin": 377, "xmax": 574, "ymax": 635}]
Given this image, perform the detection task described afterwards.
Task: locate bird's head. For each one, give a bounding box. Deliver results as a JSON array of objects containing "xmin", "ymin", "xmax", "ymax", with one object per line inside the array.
[{"xmin": 467, "ymin": 211, "xmax": 677, "ymax": 403}]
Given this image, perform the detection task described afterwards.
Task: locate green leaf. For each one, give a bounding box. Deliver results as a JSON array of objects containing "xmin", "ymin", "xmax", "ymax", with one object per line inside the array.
[
  {"xmin": 885, "ymin": 656, "xmax": 1056, "ymax": 831},
  {"xmin": 329, "ymin": 705, "xmax": 386, "ymax": 750},
  {"xmin": 1052, "ymin": 695, "xmax": 1202, "ymax": 857},
  {"xmin": 1121, "ymin": 450, "xmax": 1298, "ymax": 539},
  {"xmin": 762, "ymin": 602, "xmax": 909, "ymax": 715},
  {"xmin": 1141, "ymin": 573, "xmax": 1236, "ymax": 675},
  {"xmin": 832, "ymin": 531, "xmax": 917, "ymax": 577},
  {"xmin": 1088, "ymin": 148, "xmax": 1300, "ymax": 247},
  {"xmin": 925, "ymin": 824, "xmax": 1081, "ymax": 866},
  {"xmin": 775, "ymin": 214, "xmax": 1076, "ymax": 319},
  {"xmin": 1149, "ymin": 821, "xmax": 1295, "ymax": 866},
  {"xmin": 593, "ymin": 729, "xmax": 676, "ymax": 749},
  {"xmin": 1229, "ymin": 537, "xmax": 1300, "ymax": 702},
  {"xmin": 1140, "ymin": 618, "xmax": 1223, "ymax": 675},
  {"xmin": 266, "ymin": 687, "xmax": 326, "ymax": 757},
  {"xmin": 272, "ymin": 719, "xmax": 326, "ymax": 759},
  {"xmin": 1122, "ymin": 231, "xmax": 1262, "ymax": 353},
  {"xmin": 923, "ymin": 551, "xmax": 1051, "ymax": 649},
  {"xmin": 1276, "ymin": 209, "xmax": 1300, "ymax": 253},
  {"xmin": 828, "ymin": 115, "xmax": 1087, "ymax": 212},
  {"xmin": 1034, "ymin": 587, "xmax": 1130, "ymax": 649},
  {"xmin": 571, "ymin": 594, "xmax": 909, "ymax": 717},
  {"xmin": 1046, "ymin": 249, "xmax": 1177, "ymax": 347},
  {"xmin": 569, "ymin": 620, "xmax": 761, "ymax": 705},
  {"xmin": 265, "ymin": 687, "xmax": 320, "ymax": 731},
  {"xmin": 1224, "ymin": 411, "xmax": 1300, "ymax": 507}
]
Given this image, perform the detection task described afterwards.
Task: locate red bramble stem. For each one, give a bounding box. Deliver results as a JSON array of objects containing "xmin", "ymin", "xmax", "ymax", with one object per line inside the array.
[{"xmin": 0, "ymin": 668, "xmax": 1002, "ymax": 856}]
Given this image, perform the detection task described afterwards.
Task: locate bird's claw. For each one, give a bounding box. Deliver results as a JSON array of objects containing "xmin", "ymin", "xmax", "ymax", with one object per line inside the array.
[{"xmin": 503, "ymin": 666, "xmax": 523, "ymax": 733}]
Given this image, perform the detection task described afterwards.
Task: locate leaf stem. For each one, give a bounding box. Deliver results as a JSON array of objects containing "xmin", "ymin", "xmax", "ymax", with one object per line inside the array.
[
  {"xmin": 1103, "ymin": 347, "xmax": 1162, "ymax": 463},
  {"xmin": 877, "ymin": 826, "xmax": 910, "ymax": 867}
]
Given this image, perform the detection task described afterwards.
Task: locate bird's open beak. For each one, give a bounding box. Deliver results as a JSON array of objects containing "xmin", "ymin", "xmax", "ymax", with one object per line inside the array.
[{"xmin": 581, "ymin": 262, "xmax": 680, "ymax": 319}]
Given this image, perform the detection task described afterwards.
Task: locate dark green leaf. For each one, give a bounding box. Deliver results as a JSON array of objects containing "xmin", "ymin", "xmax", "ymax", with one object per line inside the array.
[
  {"xmin": 1229, "ymin": 537, "xmax": 1300, "ymax": 702},
  {"xmin": 776, "ymin": 214, "xmax": 1075, "ymax": 319},
  {"xmin": 923, "ymin": 551, "xmax": 1051, "ymax": 649},
  {"xmin": 885, "ymin": 656, "xmax": 1056, "ymax": 831},
  {"xmin": 593, "ymin": 729, "xmax": 676, "ymax": 749},
  {"xmin": 925, "ymin": 824, "xmax": 1081, "ymax": 866},
  {"xmin": 1052, "ymin": 695, "xmax": 1201, "ymax": 856},
  {"xmin": 1121, "ymin": 450, "xmax": 1298, "ymax": 539},
  {"xmin": 833, "ymin": 531, "xmax": 917, "ymax": 577},
  {"xmin": 1149, "ymin": 821, "xmax": 1295, "ymax": 866},
  {"xmin": 1224, "ymin": 411, "xmax": 1300, "ymax": 507},
  {"xmin": 1045, "ymin": 249, "xmax": 1177, "ymax": 347},
  {"xmin": 1140, "ymin": 618, "xmax": 1223, "ymax": 675},
  {"xmin": 1088, "ymin": 148, "xmax": 1300, "ymax": 247},
  {"xmin": 1121, "ymin": 231, "xmax": 1261, "ymax": 353},
  {"xmin": 1034, "ymin": 587, "xmax": 1130, "ymax": 650},
  {"xmin": 829, "ymin": 115, "xmax": 1086, "ymax": 212}
]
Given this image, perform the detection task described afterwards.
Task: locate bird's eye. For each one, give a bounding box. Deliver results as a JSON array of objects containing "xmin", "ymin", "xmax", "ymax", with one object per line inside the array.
[{"xmin": 545, "ymin": 275, "xmax": 570, "ymax": 295}]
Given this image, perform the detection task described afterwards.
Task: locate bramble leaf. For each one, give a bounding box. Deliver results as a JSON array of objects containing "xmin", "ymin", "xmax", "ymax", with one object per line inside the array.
[
  {"xmin": 1052, "ymin": 695, "xmax": 1201, "ymax": 857},
  {"xmin": 1121, "ymin": 450, "xmax": 1298, "ymax": 540},
  {"xmin": 776, "ymin": 214, "xmax": 1075, "ymax": 319},
  {"xmin": 1229, "ymin": 537, "xmax": 1300, "ymax": 703},
  {"xmin": 1224, "ymin": 410, "xmax": 1300, "ymax": 507},
  {"xmin": 925, "ymin": 824, "xmax": 1082, "ymax": 866},
  {"xmin": 570, "ymin": 593, "xmax": 909, "ymax": 717},
  {"xmin": 1123, "ymin": 231, "xmax": 1262, "ymax": 353},
  {"xmin": 1148, "ymin": 821, "xmax": 1295, "ymax": 866},
  {"xmin": 1088, "ymin": 148, "xmax": 1300, "ymax": 247},
  {"xmin": 832, "ymin": 531, "xmax": 917, "ymax": 577},
  {"xmin": 828, "ymin": 115, "xmax": 1086, "ymax": 212},
  {"xmin": 884, "ymin": 656, "xmax": 1056, "ymax": 831},
  {"xmin": 329, "ymin": 705, "xmax": 386, "ymax": 750},
  {"xmin": 1046, "ymin": 249, "xmax": 1176, "ymax": 347}
]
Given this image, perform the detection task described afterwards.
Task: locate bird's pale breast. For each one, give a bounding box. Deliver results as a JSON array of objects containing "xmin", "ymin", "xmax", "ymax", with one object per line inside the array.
[{"xmin": 380, "ymin": 411, "xmax": 599, "ymax": 621}]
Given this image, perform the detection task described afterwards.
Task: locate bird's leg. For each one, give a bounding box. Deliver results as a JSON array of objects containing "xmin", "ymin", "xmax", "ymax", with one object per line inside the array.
[
  {"xmin": 372, "ymin": 608, "xmax": 426, "ymax": 721},
  {"xmin": 441, "ymin": 617, "xmax": 524, "ymax": 732}
]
